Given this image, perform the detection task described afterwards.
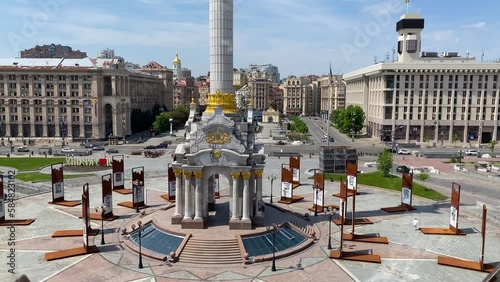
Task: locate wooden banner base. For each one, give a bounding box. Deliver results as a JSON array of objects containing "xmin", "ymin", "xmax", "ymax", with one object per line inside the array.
[
  {"xmin": 117, "ymin": 201, "xmax": 148, "ymax": 210},
  {"xmin": 0, "ymin": 219, "xmax": 35, "ymax": 226},
  {"xmin": 45, "ymin": 245, "xmax": 98, "ymax": 261},
  {"xmin": 342, "ymin": 233, "xmax": 389, "ymax": 244},
  {"xmin": 333, "ymin": 217, "xmax": 373, "ymax": 225},
  {"xmin": 292, "ymin": 183, "xmax": 300, "ymax": 189},
  {"xmin": 308, "ymin": 204, "xmax": 339, "ymax": 213},
  {"xmin": 381, "ymin": 205, "xmax": 416, "ymax": 213},
  {"xmin": 160, "ymin": 194, "xmax": 175, "ymax": 203},
  {"xmin": 278, "ymin": 195, "xmax": 304, "ymax": 204},
  {"xmin": 214, "ymin": 192, "xmax": 220, "ymax": 199},
  {"xmin": 48, "ymin": 200, "xmax": 81, "ymax": 207},
  {"xmin": 52, "ymin": 228, "xmax": 99, "ymax": 237},
  {"xmin": 332, "ymin": 190, "xmax": 358, "ymax": 198},
  {"xmin": 329, "ymin": 249, "xmax": 381, "ymax": 263},
  {"xmin": 419, "ymin": 227, "xmax": 466, "ymax": 235},
  {"xmin": 438, "ymin": 256, "xmax": 495, "ymax": 273},
  {"xmin": 113, "ymin": 189, "xmax": 133, "ymax": 195},
  {"xmin": 89, "ymin": 213, "xmax": 118, "ymax": 221}
]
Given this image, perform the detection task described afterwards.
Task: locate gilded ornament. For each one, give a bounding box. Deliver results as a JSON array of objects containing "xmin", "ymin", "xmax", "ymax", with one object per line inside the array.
[
  {"xmin": 231, "ymin": 172, "xmax": 241, "ymax": 179},
  {"xmin": 174, "ymin": 169, "xmax": 182, "ymax": 177},
  {"xmin": 193, "ymin": 171, "xmax": 203, "ymax": 179},
  {"xmin": 254, "ymin": 170, "xmax": 263, "ymax": 178},
  {"xmin": 183, "ymin": 171, "xmax": 193, "ymax": 178},
  {"xmin": 241, "ymin": 171, "xmax": 251, "ymax": 180},
  {"xmin": 206, "ymin": 128, "xmax": 231, "ymax": 144},
  {"xmin": 213, "ymin": 149, "xmax": 222, "ymax": 159}
]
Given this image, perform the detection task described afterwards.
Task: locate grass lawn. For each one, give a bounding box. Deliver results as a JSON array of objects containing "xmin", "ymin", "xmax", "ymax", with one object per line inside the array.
[
  {"xmin": 16, "ymin": 172, "xmax": 95, "ymax": 183},
  {"xmin": 325, "ymin": 171, "xmax": 447, "ymax": 201},
  {"xmin": 0, "ymin": 157, "xmax": 66, "ymax": 171}
]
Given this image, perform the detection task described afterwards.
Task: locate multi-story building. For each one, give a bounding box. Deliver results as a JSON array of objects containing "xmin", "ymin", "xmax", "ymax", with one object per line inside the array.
[
  {"xmin": 173, "ymin": 76, "xmax": 198, "ymax": 109},
  {"xmin": 196, "ymin": 81, "xmax": 210, "ymax": 106},
  {"xmin": 344, "ymin": 13, "xmax": 500, "ymax": 145},
  {"xmin": 20, "ymin": 44, "xmax": 87, "ymax": 59},
  {"xmin": 235, "ymin": 85, "xmax": 249, "ymax": 108},
  {"xmin": 319, "ymin": 75, "xmax": 345, "ymax": 119},
  {"xmin": 247, "ymin": 78, "xmax": 273, "ymax": 111},
  {"xmin": 233, "ymin": 68, "xmax": 247, "ymax": 86},
  {"xmin": 282, "ymin": 76, "xmax": 317, "ymax": 116},
  {"xmin": 247, "ymin": 64, "xmax": 280, "ymax": 83},
  {"xmin": 0, "ymin": 57, "xmax": 168, "ymax": 141},
  {"xmin": 141, "ymin": 61, "xmax": 174, "ymax": 110}
]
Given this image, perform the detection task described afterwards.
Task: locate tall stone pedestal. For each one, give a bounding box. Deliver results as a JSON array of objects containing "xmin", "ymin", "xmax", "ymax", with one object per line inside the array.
[
  {"xmin": 171, "ymin": 215, "xmax": 183, "ymax": 225},
  {"xmin": 229, "ymin": 219, "xmax": 252, "ymax": 230}
]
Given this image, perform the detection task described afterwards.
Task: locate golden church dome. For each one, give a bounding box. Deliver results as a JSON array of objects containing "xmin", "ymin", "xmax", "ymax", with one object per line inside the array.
[{"xmin": 173, "ymin": 52, "xmax": 181, "ymax": 65}]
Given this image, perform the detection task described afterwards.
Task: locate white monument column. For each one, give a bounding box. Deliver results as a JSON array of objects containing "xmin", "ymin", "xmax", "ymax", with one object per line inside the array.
[
  {"xmin": 183, "ymin": 171, "xmax": 193, "ymax": 220},
  {"xmin": 209, "ymin": 0, "xmax": 233, "ymax": 94},
  {"xmin": 254, "ymin": 170, "xmax": 264, "ymax": 218},
  {"xmin": 242, "ymin": 171, "xmax": 251, "ymax": 220},
  {"xmin": 194, "ymin": 171, "xmax": 203, "ymax": 220},
  {"xmin": 173, "ymin": 169, "xmax": 183, "ymax": 217},
  {"xmin": 231, "ymin": 172, "xmax": 240, "ymax": 220}
]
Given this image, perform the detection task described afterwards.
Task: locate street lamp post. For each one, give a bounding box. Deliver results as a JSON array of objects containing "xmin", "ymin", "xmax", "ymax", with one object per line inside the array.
[
  {"xmin": 122, "ymin": 116, "xmax": 126, "ymax": 143},
  {"xmin": 131, "ymin": 221, "xmax": 144, "ymax": 269},
  {"xmin": 169, "ymin": 118, "xmax": 174, "ymax": 136},
  {"xmin": 323, "ymin": 206, "xmax": 337, "ymax": 250},
  {"xmin": 266, "ymin": 223, "xmax": 280, "ymax": 272},
  {"xmin": 95, "ymin": 203, "xmax": 106, "ymax": 245},
  {"xmin": 60, "ymin": 116, "xmax": 66, "ymax": 148},
  {"xmin": 351, "ymin": 112, "xmax": 355, "ymax": 142},
  {"xmin": 268, "ymin": 174, "xmax": 276, "ymax": 204}
]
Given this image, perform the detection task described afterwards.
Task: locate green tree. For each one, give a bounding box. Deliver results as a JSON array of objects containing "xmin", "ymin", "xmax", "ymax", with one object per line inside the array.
[
  {"xmin": 417, "ymin": 173, "xmax": 429, "ymax": 182},
  {"xmin": 489, "ymin": 140, "xmax": 497, "ymax": 152},
  {"xmin": 332, "ymin": 105, "xmax": 365, "ymax": 136},
  {"xmin": 170, "ymin": 106, "xmax": 189, "ymax": 127},
  {"xmin": 377, "ymin": 149, "xmax": 392, "ymax": 177},
  {"xmin": 423, "ymin": 135, "xmax": 431, "ymax": 146},
  {"xmin": 452, "ymin": 134, "xmax": 460, "ymax": 144},
  {"xmin": 153, "ymin": 112, "xmax": 172, "ymax": 133}
]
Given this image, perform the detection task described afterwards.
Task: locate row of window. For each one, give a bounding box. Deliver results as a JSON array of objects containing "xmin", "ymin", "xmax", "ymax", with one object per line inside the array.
[
  {"xmin": 1, "ymin": 115, "xmax": 92, "ymax": 122},
  {"xmin": 0, "ymin": 75, "xmax": 92, "ymax": 81}
]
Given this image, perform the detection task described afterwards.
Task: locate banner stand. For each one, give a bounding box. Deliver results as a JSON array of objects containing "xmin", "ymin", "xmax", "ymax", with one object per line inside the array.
[
  {"xmin": 437, "ymin": 205, "xmax": 495, "ymax": 273},
  {"xmin": 0, "ymin": 175, "xmax": 35, "ymax": 226},
  {"xmin": 329, "ymin": 178, "xmax": 382, "ymax": 263},
  {"xmin": 46, "ymin": 184, "xmax": 98, "ymax": 261},
  {"xmin": 278, "ymin": 163, "xmax": 304, "ymax": 204},
  {"xmin": 308, "ymin": 169, "xmax": 338, "ymax": 213},
  {"xmin": 420, "ymin": 182, "xmax": 466, "ymax": 235},
  {"xmin": 161, "ymin": 164, "xmax": 176, "ymax": 203},
  {"xmin": 48, "ymin": 163, "xmax": 81, "ymax": 207},
  {"xmin": 52, "ymin": 184, "xmax": 99, "ymax": 237},
  {"xmin": 290, "ymin": 156, "xmax": 301, "ymax": 189},
  {"xmin": 112, "ymin": 155, "xmax": 132, "ymax": 195},
  {"xmin": 118, "ymin": 167, "xmax": 148, "ymax": 210},
  {"xmin": 381, "ymin": 172, "xmax": 417, "ymax": 213},
  {"xmin": 90, "ymin": 174, "xmax": 118, "ymax": 221}
]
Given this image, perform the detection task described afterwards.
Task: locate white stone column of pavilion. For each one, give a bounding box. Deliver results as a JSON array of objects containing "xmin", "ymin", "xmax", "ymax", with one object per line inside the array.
[
  {"xmin": 254, "ymin": 169, "xmax": 264, "ymax": 218},
  {"xmin": 231, "ymin": 171, "xmax": 241, "ymax": 220},
  {"xmin": 173, "ymin": 168, "xmax": 183, "ymax": 217},
  {"xmin": 183, "ymin": 171, "xmax": 193, "ymax": 220},
  {"xmin": 241, "ymin": 171, "xmax": 252, "ymax": 220},
  {"xmin": 194, "ymin": 171, "xmax": 203, "ymax": 220}
]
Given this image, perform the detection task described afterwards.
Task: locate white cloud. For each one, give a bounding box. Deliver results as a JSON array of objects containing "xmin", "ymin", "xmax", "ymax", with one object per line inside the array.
[{"xmin": 463, "ymin": 22, "xmax": 487, "ymax": 29}]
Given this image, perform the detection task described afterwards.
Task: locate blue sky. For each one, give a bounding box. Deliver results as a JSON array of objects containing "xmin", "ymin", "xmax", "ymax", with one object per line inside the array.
[{"xmin": 0, "ymin": 0, "xmax": 499, "ymax": 78}]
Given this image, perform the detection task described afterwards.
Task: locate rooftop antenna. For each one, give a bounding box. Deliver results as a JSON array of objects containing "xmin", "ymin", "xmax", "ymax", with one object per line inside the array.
[
  {"xmin": 392, "ymin": 47, "xmax": 396, "ymax": 61},
  {"xmin": 481, "ymin": 50, "xmax": 484, "ymax": 62},
  {"xmin": 406, "ymin": 0, "xmax": 410, "ymax": 14},
  {"xmin": 466, "ymin": 50, "xmax": 469, "ymax": 58},
  {"xmin": 386, "ymin": 52, "xmax": 390, "ymax": 62},
  {"xmin": 374, "ymin": 55, "xmax": 377, "ymax": 64}
]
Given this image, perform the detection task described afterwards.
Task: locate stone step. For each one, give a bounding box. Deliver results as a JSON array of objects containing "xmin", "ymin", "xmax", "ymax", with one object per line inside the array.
[
  {"xmin": 178, "ymin": 238, "xmax": 243, "ymax": 265},
  {"xmin": 184, "ymin": 243, "xmax": 239, "ymax": 249},
  {"xmin": 181, "ymin": 249, "xmax": 241, "ymax": 255}
]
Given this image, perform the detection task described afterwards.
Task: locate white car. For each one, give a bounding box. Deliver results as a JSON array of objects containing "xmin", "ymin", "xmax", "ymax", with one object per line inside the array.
[
  {"xmin": 61, "ymin": 147, "xmax": 75, "ymax": 153},
  {"xmin": 397, "ymin": 148, "xmax": 412, "ymax": 155},
  {"xmin": 464, "ymin": 149, "xmax": 478, "ymax": 156}
]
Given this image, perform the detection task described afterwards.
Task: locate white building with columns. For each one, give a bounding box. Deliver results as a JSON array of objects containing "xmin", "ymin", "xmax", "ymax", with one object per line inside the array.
[{"xmin": 344, "ymin": 13, "xmax": 500, "ymax": 146}]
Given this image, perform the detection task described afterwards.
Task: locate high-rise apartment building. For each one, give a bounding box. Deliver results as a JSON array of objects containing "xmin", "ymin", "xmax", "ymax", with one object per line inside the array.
[
  {"xmin": 344, "ymin": 13, "xmax": 500, "ymax": 145},
  {"xmin": 20, "ymin": 44, "xmax": 87, "ymax": 59}
]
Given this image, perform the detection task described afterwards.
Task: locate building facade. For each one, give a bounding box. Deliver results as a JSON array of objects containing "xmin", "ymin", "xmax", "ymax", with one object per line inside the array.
[
  {"xmin": 247, "ymin": 78, "xmax": 273, "ymax": 111},
  {"xmin": 173, "ymin": 77, "xmax": 198, "ymax": 109},
  {"xmin": 0, "ymin": 57, "xmax": 168, "ymax": 141},
  {"xmin": 21, "ymin": 44, "xmax": 87, "ymax": 59},
  {"xmin": 344, "ymin": 13, "xmax": 500, "ymax": 145}
]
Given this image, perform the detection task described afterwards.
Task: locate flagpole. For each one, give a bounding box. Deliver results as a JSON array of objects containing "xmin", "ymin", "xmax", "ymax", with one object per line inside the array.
[{"xmin": 406, "ymin": 0, "xmax": 409, "ymax": 14}]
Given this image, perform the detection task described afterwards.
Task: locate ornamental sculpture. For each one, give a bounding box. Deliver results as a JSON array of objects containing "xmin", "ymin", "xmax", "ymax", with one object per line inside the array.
[{"xmin": 205, "ymin": 128, "xmax": 231, "ymax": 144}]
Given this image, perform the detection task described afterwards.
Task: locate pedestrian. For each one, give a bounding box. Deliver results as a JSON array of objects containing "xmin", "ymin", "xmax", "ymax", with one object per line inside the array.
[{"xmin": 412, "ymin": 217, "xmax": 419, "ymax": 231}]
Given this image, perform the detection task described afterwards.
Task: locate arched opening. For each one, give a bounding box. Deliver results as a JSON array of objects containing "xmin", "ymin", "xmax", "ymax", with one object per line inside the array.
[
  {"xmin": 204, "ymin": 170, "xmax": 231, "ymax": 228},
  {"xmin": 268, "ymin": 116, "xmax": 274, "ymax": 123},
  {"xmin": 104, "ymin": 104, "xmax": 113, "ymax": 137}
]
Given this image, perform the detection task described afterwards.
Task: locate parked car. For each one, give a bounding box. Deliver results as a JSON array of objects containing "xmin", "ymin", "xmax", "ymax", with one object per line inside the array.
[
  {"xmin": 387, "ymin": 146, "xmax": 398, "ymax": 153},
  {"xmin": 17, "ymin": 146, "xmax": 29, "ymax": 152},
  {"xmin": 144, "ymin": 145, "xmax": 157, "ymax": 150},
  {"xmin": 61, "ymin": 147, "xmax": 75, "ymax": 153},
  {"xmin": 465, "ymin": 149, "xmax": 479, "ymax": 156},
  {"xmin": 92, "ymin": 146, "xmax": 105, "ymax": 151},
  {"xmin": 156, "ymin": 143, "xmax": 169, "ymax": 149},
  {"xmin": 396, "ymin": 165, "xmax": 411, "ymax": 173},
  {"xmin": 397, "ymin": 148, "xmax": 412, "ymax": 155},
  {"xmin": 106, "ymin": 148, "xmax": 119, "ymax": 154}
]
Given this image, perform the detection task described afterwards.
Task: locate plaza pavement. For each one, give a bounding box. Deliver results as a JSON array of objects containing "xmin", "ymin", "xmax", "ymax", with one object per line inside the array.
[{"xmin": 1, "ymin": 151, "xmax": 500, "ymax": 281}]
